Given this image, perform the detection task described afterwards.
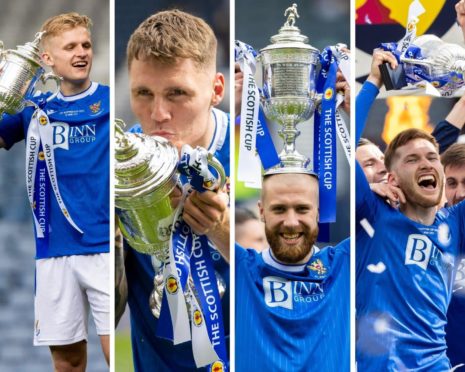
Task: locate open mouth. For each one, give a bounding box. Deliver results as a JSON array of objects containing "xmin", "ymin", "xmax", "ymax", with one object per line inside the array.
[
  {"xmin": 280, "ymin": 232, "xmax": 303, "ymax": 244},
  {"xmin": 417, "ymin": 174, "xmax": 437, "ymax": 190},
  {"xmin": 72, "ymin": 61, "xmax": 88, "ymax": 68}
]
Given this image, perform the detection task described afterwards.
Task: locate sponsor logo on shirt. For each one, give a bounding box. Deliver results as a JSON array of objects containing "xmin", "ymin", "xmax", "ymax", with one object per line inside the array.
[
  {"xmin": 51, "ymin": 122, "xmax": 97, "ymax": 150},
  {"xmin": 404, "ymin": 233, "xmax": 453, "ymax": 272},
  {"xmin": 263, "ymin": 276, "xmax": 325, "ymax": 310}
]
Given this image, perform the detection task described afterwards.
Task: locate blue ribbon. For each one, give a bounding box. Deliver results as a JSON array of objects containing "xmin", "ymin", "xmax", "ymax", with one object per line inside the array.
[
  {"xmin": 34, "ymin": 144, "xmax": 50, "ymax": 257},
  {"xmin": 191, "ymin": 234, "xmax": 228, "ymax": 369},
  {"xmin": 255, "ymin": 107, "xmax": 280, "ymax": 170},
  {"xmin": 315, "ymin": 47, "xmax": 338, "ymax": 223},
  {"xmin": 158, "ymin": 152, "xmax": 227, "ymax": 368}
]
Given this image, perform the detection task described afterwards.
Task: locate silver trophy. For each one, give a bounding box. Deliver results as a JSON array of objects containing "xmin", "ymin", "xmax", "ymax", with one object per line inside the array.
[
  {"xmin": 0, "ymin": 32, "xmax": 61, "ymax": 118},
  {"xmin": 381, "ymin": 35, "xmax": 465, "ymax": 93},
  {"xmin": 259, "ymin": 4, "xmax": 320, "ymax": 172},
  {"xmin": 114, "ymin": 119, "xmax": 226, "ymax": 318}
]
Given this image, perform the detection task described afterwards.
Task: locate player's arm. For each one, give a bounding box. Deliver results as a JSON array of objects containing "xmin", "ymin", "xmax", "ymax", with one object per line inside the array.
[
  {"xmin": 183, "ymin": 189, "xmax": 230, "ymax": 262},
  {"xmin": 356, "ymin": 49, "xmax": 397, "ymax": 143},
  {"xmin": 115, "ymin": 221, "xmax": 128, "ymax": 326},
  {"xmin": 0, "ymin": 136, "xmax": 5, "ymax": 149}
]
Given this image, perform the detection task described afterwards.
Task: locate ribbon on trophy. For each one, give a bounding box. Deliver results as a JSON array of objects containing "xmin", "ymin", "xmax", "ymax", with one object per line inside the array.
[
  {"xmin": 314, "ymin": 47, "xmax": 338, "ymax": 224},
  {"xmin": 380, "ymin": 0, "xmax": 465, "ymax": 96},
  {"xmin": 235, "ymin": 40, "xmax": 280, "ymax": 189},
  {"xmin": 156, "ymin": 145, "xmax": 227, "ymax": 369},
  {"xmin": 25, "ymin": 107, "xmax": 83, "ymax": 247}
]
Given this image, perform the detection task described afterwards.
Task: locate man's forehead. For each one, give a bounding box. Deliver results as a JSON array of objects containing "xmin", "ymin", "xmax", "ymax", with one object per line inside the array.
[
  {"xmin": 44, "ymin": 26, "xmax": 90, "ymax": 45},
  {"xmin": 357, "ymin": 144, "xmax": 384, "ymax": 160},
  {"xmin": 445, "ymin": 163, "xmax": 465, "ymax": 177},
  {"xmin": 396, "ymin": 138, "xmax": 438, "ymax": 157}
]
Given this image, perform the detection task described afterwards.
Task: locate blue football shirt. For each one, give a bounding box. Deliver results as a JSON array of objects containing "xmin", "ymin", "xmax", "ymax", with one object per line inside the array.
[
  {"xmin": 125, "ymin": 108, "xmax": 230, "ymax": 371},
  {"xmin": 356, "ymin": 163, "xmax": 465, "ymax": 371},
  {"xmin": 235, "ymin": 239, "xmax": 350, "ymax": 371},
  {"xmin": 0, "ymin": 82, "xmax": 109, "ymax": 258}
]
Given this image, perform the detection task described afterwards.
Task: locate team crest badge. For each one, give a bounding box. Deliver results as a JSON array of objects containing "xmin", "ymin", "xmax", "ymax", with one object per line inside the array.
[
  {"xmin": 89, "ymin": 101, "xmax": 102, "ymax": 114},
  {"xmin": 38, "ymin": 151, "xmax": 45, "ymax": 161},
  {"xmin": 210, "ymin": 360, "xmax": 224, "ymax": 372},
  {"xmin": 166, "ymin": 276, "xmax": 179, "ymax": 294},
  {"xmin": 324, "ymin": 87, "xmax": 334, "ymax": 100},
  {"xmin": 308, "ymin": 259, "xmax": 327, "ymax": 275},
  {"xmin": 193, "ymin": 309, "xmax": 203, "ymax": 327}
]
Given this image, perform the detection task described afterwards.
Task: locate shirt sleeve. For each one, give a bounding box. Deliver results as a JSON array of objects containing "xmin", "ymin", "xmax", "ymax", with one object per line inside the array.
[
  {"xmin": 0, "ymin": 113, "xmax": 25, "ymax": 150},
  {"xmin": 356, "ymin": 81, "xmax": 380, "ymax": 143},
  {"xmin": 431, "ymin": 120, "xmax": 460, "ymax": 154}
]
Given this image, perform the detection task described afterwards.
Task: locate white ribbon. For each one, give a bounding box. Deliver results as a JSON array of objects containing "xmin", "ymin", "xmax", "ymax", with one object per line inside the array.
[
  {"xmin": 164, "ymin": 184, "xmax": 191, "ymax": 344},
  {"xmin": 397, "ymin": 0, "xmax": 425, "ymax": 57},
  {"xmin": 26, "ymin": 109, "xmax": 83, "ymax": 237},
  {"xmin": 25, "ymin": 111, "xmax": 44, "ymax": 238},
  {"xmin": 237, "ymin": 56, "xmax": 262, "ymax": 189}
]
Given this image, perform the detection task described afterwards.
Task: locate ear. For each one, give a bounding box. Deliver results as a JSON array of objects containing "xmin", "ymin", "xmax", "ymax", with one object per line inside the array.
[
  {"xmin": 211, "ymin": 72, "xmax": 225, "ymax": 106},
  {"xmin": 41, "ymin": 51, "xmax": 53, "ymax": 67},
  {"xmin": 387, "ymin": 172, "xmax": 398, "ymax": 187}
]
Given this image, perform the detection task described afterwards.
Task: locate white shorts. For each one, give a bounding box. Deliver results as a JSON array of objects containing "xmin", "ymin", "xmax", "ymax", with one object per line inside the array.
[{"xmin": 33, "ymin": 253, "xmax": 110, "ymax": 346}]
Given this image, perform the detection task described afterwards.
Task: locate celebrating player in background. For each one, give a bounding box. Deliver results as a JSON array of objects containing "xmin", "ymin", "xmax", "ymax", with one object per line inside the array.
[
  {"xmin": 0, "ymin": 13, "xmax": 109, "ymax": 371},
  {"xmin": 114, "ymin": 10, "xmax": 230, "ymax": 371},
  {"xmin": 235, "ymin": 173, "xmax": 349, "ymax": 371}
]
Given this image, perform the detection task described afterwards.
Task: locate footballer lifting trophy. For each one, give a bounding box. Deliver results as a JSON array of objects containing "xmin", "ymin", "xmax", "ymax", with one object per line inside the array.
[
  {"xmin": 114, "ymin": 119, "xmax": 226, "ymax": 318},
  {"xmin": 0, "ymin": 32, "xmax": 60, "ymax": 118},
  {"xmin": 259, "ymin": 3, "xmax": 321, "ymax": 172}
]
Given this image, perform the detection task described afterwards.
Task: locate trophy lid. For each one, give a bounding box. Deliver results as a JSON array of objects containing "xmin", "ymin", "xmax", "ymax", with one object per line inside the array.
[
  {"xmin": 114, "ymin": 120, "xmax": 179, "ymax": 199},
  {"xmin": 9, "ymin": 32, "xmax": 44, "ymax": 67},
  {"xmin": 260, "ymin": 4, "xmax": 319, "ymax": 54}
]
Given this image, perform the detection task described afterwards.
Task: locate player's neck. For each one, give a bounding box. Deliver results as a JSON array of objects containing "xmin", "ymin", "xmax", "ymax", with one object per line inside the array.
[
  {"xmin": 195, "ymin": 110, "xmax": 216, "ymax": 150},
  {"xmin": 59, "ymin": 79, "xmax": 92, "ymax": 97},
  {"xmin": 400, "ymin": 202, "xmax": 437, "ymax": 225}
]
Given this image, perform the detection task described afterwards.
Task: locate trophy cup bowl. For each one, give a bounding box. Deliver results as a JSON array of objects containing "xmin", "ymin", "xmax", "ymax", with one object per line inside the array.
[
  {"xmin": 114, "ymin": 120, "xmax": 180, "ymax": 261},
  {"xmin": 259, "ymin": 9, "xmax": 320, "ymax": 171},
  {"xmin": 0, "ymin": 32, "xmax": 61, "ymax": 119}
]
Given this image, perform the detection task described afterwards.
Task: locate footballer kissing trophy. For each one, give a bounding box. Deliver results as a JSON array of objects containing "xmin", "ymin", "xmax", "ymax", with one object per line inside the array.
[
  {"xmin": 114, "ymin": 119, "xmax": 226, "ymax": 318},
  {"xmin": 0, "ymin": 32, "xmax": 61, "ymax": 118},
  {"xmin": 259, "ymin": 3, "xmax": 321, "ymax": 173}
]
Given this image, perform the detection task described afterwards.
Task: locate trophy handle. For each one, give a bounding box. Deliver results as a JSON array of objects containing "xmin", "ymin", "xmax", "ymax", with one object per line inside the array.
[
  {"xmin": 206, "ymin": 153, "xmax": 227, "ymax": 191},
  {"xmin": 40, "ymin": 72, "xmax": 62, "ymax": 94}
]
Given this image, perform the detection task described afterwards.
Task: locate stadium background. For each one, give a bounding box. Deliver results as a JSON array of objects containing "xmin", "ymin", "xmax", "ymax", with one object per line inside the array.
[{"xmin": 0, "ymin": 1, "xmax": 109, "ymax": 371}]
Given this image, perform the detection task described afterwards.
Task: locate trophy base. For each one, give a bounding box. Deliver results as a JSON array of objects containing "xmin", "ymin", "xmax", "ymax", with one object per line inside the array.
[
  {"xmin": 265, "ymin": 152, "xmax": 317, "ymax": 177},
  {"xmin": 379, "ymin": 63, "xmax": 407, "ymax": 90}
]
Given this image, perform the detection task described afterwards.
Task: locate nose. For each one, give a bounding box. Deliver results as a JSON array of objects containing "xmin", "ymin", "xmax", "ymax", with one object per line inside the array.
[
  {"xmin": 375, "ymin": 159, "xmax": 387, "ymax": 177},
  {"xmin": 75, "ymin": 44, "xmax": 87, "ymax": 57},
  {"xmin": 456, "ymin": 184, "xmax": 465, "ymax": 203},
  {"xmin": 150, "ymin": 98, "xmax": 171, "ymax": 123},
  {"xmin": 282, "ymin": 209, "xmax": 299, "ymax": 228}
]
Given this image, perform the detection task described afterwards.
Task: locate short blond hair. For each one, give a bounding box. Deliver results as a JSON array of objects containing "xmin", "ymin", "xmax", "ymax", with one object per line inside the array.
[
  {"xmin": 127, "ymin": 9, "xmax": 217, "ymax": 69},
  {"xmin": 40, "ymin": 12, "xmax": 92, "ymax": 44}
]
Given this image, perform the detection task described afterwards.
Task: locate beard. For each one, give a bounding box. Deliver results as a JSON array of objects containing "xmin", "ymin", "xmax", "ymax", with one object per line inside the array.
[
  {"xmin": 399, "ymin": 177, "xmax": 443, "ymax": 208},
  {"xmin": 265, "ymin": 223, "xmax": 319, "ymax": 264}
]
